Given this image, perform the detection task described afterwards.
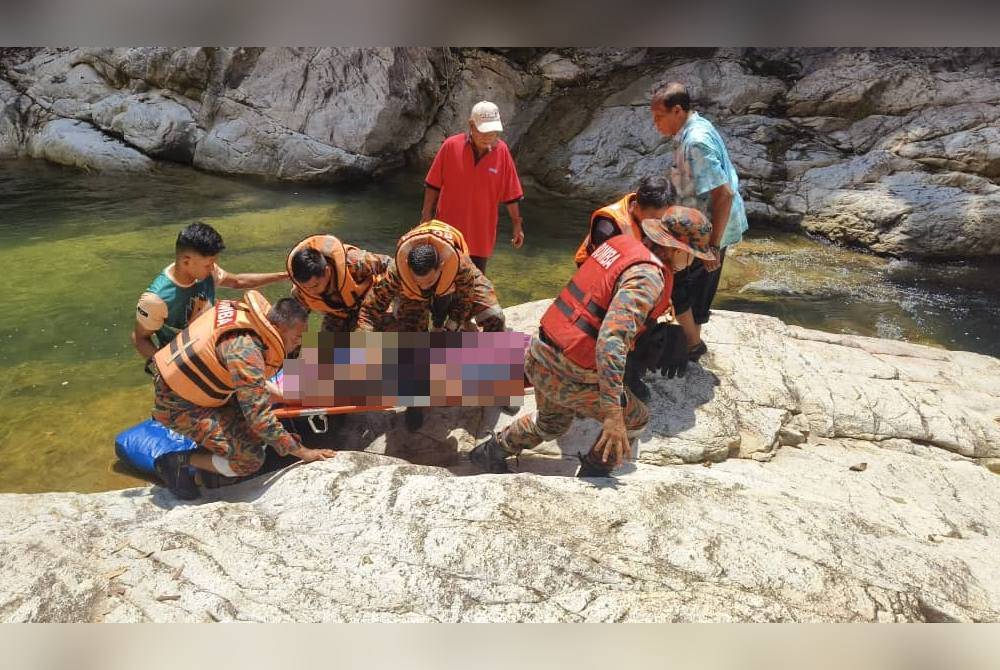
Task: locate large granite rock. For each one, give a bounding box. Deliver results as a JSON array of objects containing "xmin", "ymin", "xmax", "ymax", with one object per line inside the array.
[
  {"xmin": 2, "ymin": 302, "xmax": 999, "ymax": 622},
  {"xmin": 26, "ymin": 118, "xmax": 154, "ymax": 172},
  {"xmin": 3, "ymin": 46, "xmax": 1000, "ymax": 257},
  {"xmin": 411, "ymin": 50, "xmax": 546, "ymax": 164},
  {"xmin": 0, "ymin": 79, "xmax": 21, "ymax": 157},
  {"xmin": 512, "ymin": 48, "xmax": 1000, "ymax": 259},
  {"xmin": 1, "ymin": 47, "xmax": 452, "ymax": 179},
  {"xmin": 90, "ymin": 92, "xmax": 200, "ymax": 162}
]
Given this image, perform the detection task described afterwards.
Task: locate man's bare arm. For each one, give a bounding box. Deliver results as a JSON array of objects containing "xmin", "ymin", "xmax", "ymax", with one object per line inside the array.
[
  {"xmin": 218, "ymin": 272, "xmax": 289, "ymax": 290},
  {"xmin": 420, "ymin": 186, "xmax": 440, "ymax": 223},
  {"xmin": 131, "ymin": 322, "xmax": 159, "ymax": 360},
  {"xmin": 705, "ymin": 183, "xmax": 733, "ymax": 272}
]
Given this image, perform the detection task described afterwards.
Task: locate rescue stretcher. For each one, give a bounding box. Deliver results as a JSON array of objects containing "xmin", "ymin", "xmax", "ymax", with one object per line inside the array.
[
  {"xmin": 271, "ymin": 402, "xmax": 391, "ymax": 434},
  {"xmin": 116, "ymin": 333, "xmax": 532, "ymax": 477}
]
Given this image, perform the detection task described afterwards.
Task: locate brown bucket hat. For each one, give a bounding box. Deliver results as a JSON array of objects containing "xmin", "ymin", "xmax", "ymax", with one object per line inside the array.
[{"xmin": 640, "ymin": 205, "xmax": 716, "ymax": 261}]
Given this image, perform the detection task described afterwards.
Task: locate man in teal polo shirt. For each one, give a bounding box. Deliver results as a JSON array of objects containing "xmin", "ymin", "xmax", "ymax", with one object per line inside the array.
[
  {"xmin": 131, "ymin": 222, "xmax": 289, "ymax": 372},
  {"xmin": 650, "ymin": 82, "xmax": 748, "ymax": 361}
]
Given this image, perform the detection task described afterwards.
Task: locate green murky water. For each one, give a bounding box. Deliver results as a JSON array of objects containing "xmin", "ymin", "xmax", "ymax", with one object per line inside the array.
[{"xmin": 1, "ymin": 159, "xmax": 998, "ymax": 493}]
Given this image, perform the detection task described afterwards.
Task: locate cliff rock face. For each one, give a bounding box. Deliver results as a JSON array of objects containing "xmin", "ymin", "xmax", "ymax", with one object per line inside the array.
[
  {"xmin": 0, "ymin": 47, "xmax": 454, "ymax": 181},
  {"xmin": 510, "ymin": 48, "xmax": 1000, "ymax": 259},
  {"xmin": 2, "ymin": 303, "xmax": 999, "ymax": 622},
  {"xmin": 2, "ymin": 47, "xmax": 999, "ymax": 257}
]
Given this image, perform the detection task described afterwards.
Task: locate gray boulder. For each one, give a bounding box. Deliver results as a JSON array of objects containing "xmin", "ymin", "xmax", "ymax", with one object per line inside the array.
[
  {"xmin": 5, "ymin": 47, "xmax": 1000, "ymax": 257},
  {"xmin": 91, "ymin": 92, "xmax": 199, "ymax": 162},
  {"xmin": 5, "ymin": 47, "xmax": 451, "ymax": 183},
  {"xmin": 76, "ymin": 47, "xmax": 213, "ymax": 100},
  {"xmin": 26, "ymin": 118, "xmax": 153, "ymax": 172},
  {"xmin": 192, "ymin": 108, "xmax": 379, "ymax": 182},
  {"xmin": 412, "ymin": 50, "xmax": 545, "ymax": 164},
  {"xmin": 782, "ymin": 153, "xmax": 1000, "ymax": 256},
  {"xmin": 0, "ymin": 79, "xmax": 21, "ymax": 157},
  {"xmin": 217, "ymin": 47, "xmax": 451, "ymax": 158}
]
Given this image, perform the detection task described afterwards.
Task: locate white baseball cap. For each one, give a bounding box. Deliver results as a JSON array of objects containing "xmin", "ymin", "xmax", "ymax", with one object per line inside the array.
[{"xmin": 470, "ymin": 100, "xmax": 503, "ymax": 133}]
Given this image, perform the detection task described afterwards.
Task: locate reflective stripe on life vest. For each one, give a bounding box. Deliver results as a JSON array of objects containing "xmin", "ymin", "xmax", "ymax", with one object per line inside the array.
[
  {"xmin": 540, "ymin": 235, "xmax": 672, "ymax": 370},
  {"xmin": 153, "ymin": 290, "xmax": 287, "ymax": 407}
]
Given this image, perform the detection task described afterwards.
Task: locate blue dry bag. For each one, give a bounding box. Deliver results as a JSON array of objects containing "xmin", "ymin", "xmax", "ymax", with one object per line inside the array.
[{"xmin": 114, "ymin": 418, "xmax": 198, "ymax": 475}]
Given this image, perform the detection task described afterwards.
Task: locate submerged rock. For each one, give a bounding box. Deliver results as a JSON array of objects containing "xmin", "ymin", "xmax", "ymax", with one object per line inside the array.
[{"xmin": 2, "ymin": 302, "xmax": 999, "ymax": 622}]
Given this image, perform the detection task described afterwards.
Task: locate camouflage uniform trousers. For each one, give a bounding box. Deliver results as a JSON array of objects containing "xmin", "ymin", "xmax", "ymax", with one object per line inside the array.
[
  {"xmin": 152, "ymin": 375, "xmax": 272, "ymax": 476},
  {"xmin": 498, "ymin": 339, "xmax": 650, "ymax": 454}
]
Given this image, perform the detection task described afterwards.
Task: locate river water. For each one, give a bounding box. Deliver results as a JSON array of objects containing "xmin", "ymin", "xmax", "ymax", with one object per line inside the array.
[{"xmin": 1, "ymin": 159, "xmax": 997, "ymax": 493}]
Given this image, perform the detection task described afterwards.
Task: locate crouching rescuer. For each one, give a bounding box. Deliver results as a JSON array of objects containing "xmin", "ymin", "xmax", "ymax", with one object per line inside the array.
[
  {"xmin": 469, "ymin": 218, "xmax": 702, "ymax": 478},
  {"xmin": 150, "ymin": 290, "xmax": 336, "ymax": 499},
  {"xmin": 356, "ymin": 220, "xmax": 506, "ymax": 334}
]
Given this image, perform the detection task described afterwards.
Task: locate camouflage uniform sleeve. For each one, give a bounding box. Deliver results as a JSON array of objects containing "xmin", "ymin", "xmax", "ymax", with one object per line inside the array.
[
  {"xmin": 347, "ymin": 248, "xmax": 391, "ymax": 283},
  {"xmin": 219, "ymin": 332, "xmax": 300, "ymax": 456},
  {"xmin": 451, "ymin": 257, "xmax": 505, "ymax": 331},
  {"xmin": 356, "ymin": 261, "xmax": 401, "ymax": 331},
  {"xmin": 596, "ymin": 263, "xmax": 665, "ymax": 415}
]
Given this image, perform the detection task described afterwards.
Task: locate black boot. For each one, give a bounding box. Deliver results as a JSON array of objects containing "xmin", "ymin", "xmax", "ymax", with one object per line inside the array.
[
  {"xmin": 404, "ymin": 407, "xmax": 425, "ymax": 432},
  {"xmin": 575, "ymin": 452, "xmax": 613, "ymax": 479},
  {"xmin": 687, "ymin": 340, "xmax": 708, "ymax": 362},
  {"xmin": 468, "ymin": 433, "xmax": 512, "ymax": 474},
  {"xmin": 154, "ymin": 451, "xmax": 200, "ymax": 500}
]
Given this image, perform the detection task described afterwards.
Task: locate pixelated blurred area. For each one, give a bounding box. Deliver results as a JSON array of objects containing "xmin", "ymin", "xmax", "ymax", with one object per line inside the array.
[{"xmin": 284, "ymin": 331, "xmax": 528, "ymax": 408}]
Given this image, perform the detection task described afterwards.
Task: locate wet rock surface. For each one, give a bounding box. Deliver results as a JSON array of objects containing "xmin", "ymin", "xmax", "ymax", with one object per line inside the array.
[{"xmin": 2, "ymin": 302, "xmax": 999, "ymax": 622}]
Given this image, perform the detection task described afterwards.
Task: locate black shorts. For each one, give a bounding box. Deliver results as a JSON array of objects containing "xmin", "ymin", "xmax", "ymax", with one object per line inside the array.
[
  {"xmin": 672, "ymin": 248, "xmax": 727, "ymax": 325},
  {"xmin": 670, "ymin": 266, "xmax": 695, "ymax": 316}
]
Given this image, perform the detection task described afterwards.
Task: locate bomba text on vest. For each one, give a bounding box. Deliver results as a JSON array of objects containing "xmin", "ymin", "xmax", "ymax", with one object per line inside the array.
[
  {"xmin": 592, "ymin": 244, "xmax": 621, "ymax": 269},
  {"xmin": 216, "ymin": 301, "xmax": 237, "ymax": 327}
]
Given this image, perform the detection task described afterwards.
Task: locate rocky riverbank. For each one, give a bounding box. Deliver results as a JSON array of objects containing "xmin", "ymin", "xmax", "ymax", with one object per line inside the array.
[
  {"xmin": 2, "ymin": 47, "xmax": 1000, "ymax": 258},
  {"xmin": 2, "ymin": 301, "xmax": 999, "ymax": 622}
]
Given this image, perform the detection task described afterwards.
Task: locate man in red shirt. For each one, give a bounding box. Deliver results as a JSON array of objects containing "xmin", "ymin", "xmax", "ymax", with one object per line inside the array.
[{"xmin": 420, "ymin": 101, "xmax": 525, "ymax": 274}]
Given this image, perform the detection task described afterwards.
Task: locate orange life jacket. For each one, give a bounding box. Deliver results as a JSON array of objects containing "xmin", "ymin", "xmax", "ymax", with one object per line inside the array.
[
  {"xmin": 540, "ymin": 235, "xmax": 672, "ymax": 370},
  {"xmin": 153, "ymin": 290, "xmax": 286, "ymax": 407},
  {"xmin": 573, "ymin": 192, "xmax": 641, "ymax": 266},
  {"xmin": 395, "ymin": 220, "xmax": 470, "ymax": 301},
  {"xmin": 287, "ymin": 235, "xmax": 372, "ymax": 318}
]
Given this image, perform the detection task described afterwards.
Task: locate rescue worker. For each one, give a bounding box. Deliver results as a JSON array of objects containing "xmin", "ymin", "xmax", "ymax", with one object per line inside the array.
[
  {"xmin": 468, "ymin": 217, "xmax": 714, "ymax": 478},
  {"xmin": 286, "ymin": 234, "xmax": 391, "ymax": 332},
  {"xmin": 574, "ymin": 176, "xmax": 676, "ymax": 267},
  {"xmin": 151, "ymin": 290, "xmax": 335, "ymax": 500},
  {"xmin": 355, "ymin": 220, "xmax": 507, "ymax": 431},
  {"xmin": 132, "ymin": 222, "xmax": 288, "ymax": 371},
  {"xmin": 574, "ymin": 176, "xmax": 676, "ymax": 401},
  {"xmin": 356, "ymin": 220, "xmax": 506, "ymax": 334}
]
